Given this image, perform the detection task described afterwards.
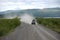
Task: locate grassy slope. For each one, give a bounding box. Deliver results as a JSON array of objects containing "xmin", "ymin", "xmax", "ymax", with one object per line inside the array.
[
  {"xmin": 0, "ymin": 18, "xmax": 21, "ymax": 37},
  {"xmin": 36, "ymin": 18, "xmax": 60, "ymax": 33}
]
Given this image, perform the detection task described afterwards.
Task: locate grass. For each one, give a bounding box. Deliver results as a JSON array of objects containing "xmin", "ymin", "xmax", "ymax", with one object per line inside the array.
[
  {"xmin": 36, "ymin": 18, "xmax": 60, "ymax": 33},
  {"xmin": 0, "ymin": 18, "xmax": 21, "ymax": 37}
]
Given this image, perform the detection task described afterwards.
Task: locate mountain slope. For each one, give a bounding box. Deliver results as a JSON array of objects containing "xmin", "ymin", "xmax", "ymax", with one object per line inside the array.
[{"xmin": 0, "ymin": 8, "xmax": 60, "ymax": 17}]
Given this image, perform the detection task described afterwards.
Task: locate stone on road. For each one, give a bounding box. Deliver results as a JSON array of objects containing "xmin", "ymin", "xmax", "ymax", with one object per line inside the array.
[{"xmin": 0, "ymin": 22, "xmax": 60, "ymax": 40}]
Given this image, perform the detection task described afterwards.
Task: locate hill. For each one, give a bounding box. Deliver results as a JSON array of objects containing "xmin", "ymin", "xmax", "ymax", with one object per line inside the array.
[{"xmin": 0, "ymin": 8, "xmax": 60, "ymax": 18}]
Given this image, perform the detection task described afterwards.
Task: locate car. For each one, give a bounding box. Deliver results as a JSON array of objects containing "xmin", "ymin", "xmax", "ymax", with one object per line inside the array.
[{"xmin": 31, "ymin": 19, "xmax": 36, "ymax": 25}]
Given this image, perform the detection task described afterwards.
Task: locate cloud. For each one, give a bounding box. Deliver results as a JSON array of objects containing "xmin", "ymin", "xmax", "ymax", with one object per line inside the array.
[
  {"xmin": 0, "ymin": 0, "xmax": 60, "ymax": 11},
  {"xmin": 0, "ymin": 2, "xmax": 18, "ymax": 11}
]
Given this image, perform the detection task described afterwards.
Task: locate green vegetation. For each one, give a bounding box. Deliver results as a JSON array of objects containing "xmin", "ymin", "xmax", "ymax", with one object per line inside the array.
[
  {"xmin": 36, "ymin": 18, "xmax": 60, "ymax": 33},
  {"xmin": 0, "ymin": 18, "xmax": 21, "ymax": 37}
]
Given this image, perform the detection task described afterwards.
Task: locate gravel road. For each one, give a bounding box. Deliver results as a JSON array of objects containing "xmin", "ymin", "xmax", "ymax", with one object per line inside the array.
[{"xmin": 0, "ymin": 22, "xmax": 60, "ymax": 40}]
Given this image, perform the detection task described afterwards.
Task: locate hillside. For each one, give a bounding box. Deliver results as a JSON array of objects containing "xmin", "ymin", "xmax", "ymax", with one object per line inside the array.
[{"xmin": 0, "ymin": 8, "xmax": 60, "ymax": 18}]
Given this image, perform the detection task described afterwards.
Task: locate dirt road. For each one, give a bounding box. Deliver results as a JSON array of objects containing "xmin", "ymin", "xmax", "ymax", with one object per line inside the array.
[{"xmin": 0, "ymin": 22, "xmax": 60, "ymax": 40}]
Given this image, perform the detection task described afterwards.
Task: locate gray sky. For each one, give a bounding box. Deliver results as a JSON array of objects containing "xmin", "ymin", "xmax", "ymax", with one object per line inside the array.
[{"xmin": 0, "ymin": 0, "xmax": 60, "ymax": 11}]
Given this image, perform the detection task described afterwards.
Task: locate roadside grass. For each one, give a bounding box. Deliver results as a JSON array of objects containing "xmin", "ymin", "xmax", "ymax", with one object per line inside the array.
[
  {"xmin": 0, "ymin": 18, "xmax": 21, "ymax": 37},
  {"xmin": 36, "ymin": 18, "xmax": 60, "ymax": 33}
]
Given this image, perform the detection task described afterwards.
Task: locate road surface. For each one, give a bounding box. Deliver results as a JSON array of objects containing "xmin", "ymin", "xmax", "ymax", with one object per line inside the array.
[{"xmin": 0, "ymin": 22, "xmax": 60, "ymax": 40}]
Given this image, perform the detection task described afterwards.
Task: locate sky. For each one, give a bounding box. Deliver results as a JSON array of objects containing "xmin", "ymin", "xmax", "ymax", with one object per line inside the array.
[{"xmin": 0, "ymin": 0, "xmax": 60, "ymax": 11}]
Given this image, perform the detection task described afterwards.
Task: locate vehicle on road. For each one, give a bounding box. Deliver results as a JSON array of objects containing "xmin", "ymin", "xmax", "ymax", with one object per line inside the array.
[{"xmin": 31, "ymin": 19, "xmax": 36, "ymax": 25}]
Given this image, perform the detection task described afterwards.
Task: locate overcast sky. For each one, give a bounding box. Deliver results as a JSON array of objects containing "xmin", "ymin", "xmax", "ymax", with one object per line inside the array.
[{"xmin": 0, "ymin": 0, "xmax": 60, "ymax": 11}]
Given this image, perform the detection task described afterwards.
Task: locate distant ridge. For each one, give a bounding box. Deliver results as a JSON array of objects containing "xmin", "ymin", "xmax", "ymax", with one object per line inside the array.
[{"xmin": 0, "ymin": 8, "xmax": 60, "ymax": 17}]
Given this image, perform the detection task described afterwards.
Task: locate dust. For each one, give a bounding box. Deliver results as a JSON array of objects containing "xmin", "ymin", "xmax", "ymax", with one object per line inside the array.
[
  {"xmin": 5, "ymin": 13, "xmax": 35, "ymax": 24},
  {"xmin": 20, "ymin": 13, "xmax": 34, "ymax": 24}
]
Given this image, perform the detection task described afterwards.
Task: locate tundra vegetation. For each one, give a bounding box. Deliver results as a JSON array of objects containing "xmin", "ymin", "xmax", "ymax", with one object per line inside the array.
[
  {"xmin": 36, "ymin": 18, "xmax": 60, "ymax": 33},
  {"xmin": 0, "ymin": 18, "xmax": 21, "ymax": 37}
]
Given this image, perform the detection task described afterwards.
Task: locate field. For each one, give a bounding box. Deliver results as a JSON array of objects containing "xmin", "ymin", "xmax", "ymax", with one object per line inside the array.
[
  {"xmin": 36, "ymin": 18, "xmax": 60, "ymax": 33},
  {"xmin": 0, "ymin": 18, "xmax": 21, "ymax": 37}
]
